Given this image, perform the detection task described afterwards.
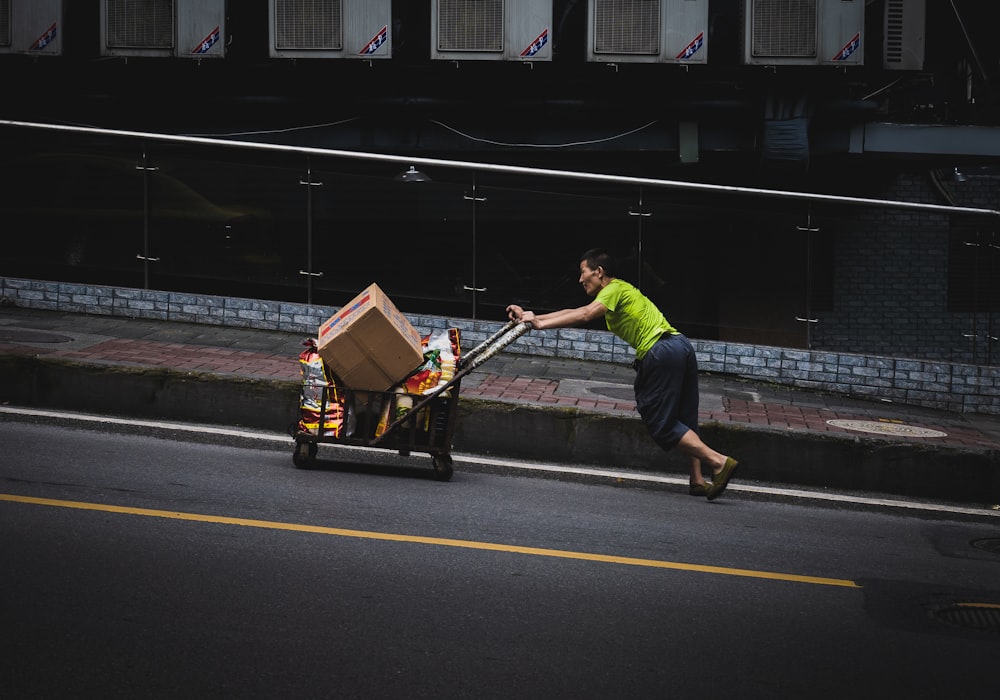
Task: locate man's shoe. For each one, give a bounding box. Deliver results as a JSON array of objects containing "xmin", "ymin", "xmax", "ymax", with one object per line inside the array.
[
  {"xmin": 706, "ymin": 457, "xmax": 739, "ymax": 501},
  {"xmin": 689, "ymin": 482, "xmax": 709, "ymax": 497}
]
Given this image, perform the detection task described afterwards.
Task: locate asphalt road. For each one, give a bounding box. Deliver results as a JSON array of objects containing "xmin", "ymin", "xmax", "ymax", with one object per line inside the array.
[{"xmin": 2, "ymin": 414, "xmax": 998, "ymax": 699}]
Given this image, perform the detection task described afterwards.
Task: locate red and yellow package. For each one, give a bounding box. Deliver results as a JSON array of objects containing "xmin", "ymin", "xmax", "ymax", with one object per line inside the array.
[
  {"xmin": 297, "ymin": 338, "xmax": 344, "ymax": 436},
  {"xmin": 402, "ymin": 328, "xmax": 461, "ymax": 396}
]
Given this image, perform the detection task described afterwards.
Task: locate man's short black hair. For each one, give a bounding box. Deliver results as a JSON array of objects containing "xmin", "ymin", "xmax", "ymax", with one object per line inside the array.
[{"xmin": 580, "ymin": 248, "xmax": 616, "ymax": 277}]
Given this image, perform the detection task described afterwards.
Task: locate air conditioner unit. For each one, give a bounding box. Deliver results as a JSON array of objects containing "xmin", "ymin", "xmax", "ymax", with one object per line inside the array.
[
  {"xmin": 100, "ymin": 0, "xmax": 226, "ymax": 59},
  {"xmin": 0, "ymin": 0, "xmax": 63, "ymax": 55},
  {"xmin": 431, "ymin": 0, "xmax": 552, "ymax": 62},
  {"xmin": 587, "ymin": 0, "xmax": 708, "ymax": 65},
  {"xmin": 883, "ymin": 0, "xmax": 924, "ymax": 70},
  {"xmin": 269, "ymin": 0, "xmax": 391, "ymax": 59},
  {"xmin": 741, "ymin": 0, "xmax": 864, "ymax": 66}
]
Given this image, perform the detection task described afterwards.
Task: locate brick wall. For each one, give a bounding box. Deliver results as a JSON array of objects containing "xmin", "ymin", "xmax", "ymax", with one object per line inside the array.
[
  {"xmin": 810, "ymin": 170, "xmax": 998, "ymax": 364},
  {"xmin": 3, "ymin": 276, "xmax": 997, "ymax": 415}
]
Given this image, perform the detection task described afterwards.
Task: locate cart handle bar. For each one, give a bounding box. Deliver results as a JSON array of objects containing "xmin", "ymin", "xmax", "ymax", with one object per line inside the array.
[{"xmin": 458, "ymin": 320, "xmax": 530, "ymax": 372}]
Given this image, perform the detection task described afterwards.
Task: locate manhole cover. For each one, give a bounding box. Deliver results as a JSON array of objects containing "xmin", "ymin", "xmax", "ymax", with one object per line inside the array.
[
  {"xmin": 826, "ymin": 419, "xmax": 947, "ymax": 438},
  {"xmin": 0, "ymin": 329, "xmax": 73, "ymax": 344},
  {"xmin": 933, "ymin": 603, "xmax": 1000, "ymax": 633}
]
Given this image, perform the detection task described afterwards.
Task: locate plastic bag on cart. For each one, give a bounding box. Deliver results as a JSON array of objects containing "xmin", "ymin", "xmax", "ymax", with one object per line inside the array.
[
  {"xmin": 403, "ymin": 328, "xmax": 460, "ymax": 397},
  {"xmin": 297, "ymin": 338, "xmax": 344, "ymax": 436}
]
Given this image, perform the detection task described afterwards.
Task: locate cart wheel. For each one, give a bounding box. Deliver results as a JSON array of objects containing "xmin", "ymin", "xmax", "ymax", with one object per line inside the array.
[
  {"xmin": 293, "ymin": 441, "xmax": 317, "ymax": 469},
  {"xmin": 432, "ymin": 454, "xmax": 454, "ymax": 482}
]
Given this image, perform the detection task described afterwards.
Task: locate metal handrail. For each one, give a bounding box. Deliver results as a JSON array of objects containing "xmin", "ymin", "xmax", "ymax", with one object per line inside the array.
[{"xmin": 2, "ymin": 119, "xmax": 998, "ymax": 220}]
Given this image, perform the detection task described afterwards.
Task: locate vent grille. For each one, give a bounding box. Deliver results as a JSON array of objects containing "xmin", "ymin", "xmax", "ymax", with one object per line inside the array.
[
  {"xmin": 883, "ymin": 0, "xmax": 904, "ymax": 65},
  {"xmin": 933, "ymin": 604, "xmax": 1000, "ymax": 634},
  {"xmin": 437, "ymin": 0, "xmax": 504, "ymax": 52},
  {"xmin": 882, "ymin": 0, "xmax": 922, "ymax": 70},
  {"xmin": 593, "ymin": 0, "xmax": 660, "ymax": 55},
  {"xmin": 750, "ymin": 0, "xmax": 816, "ymax": 58},
  {"xmin": 106, "ymin": 0, "xmax": 174, "ymax": 49},
  {"xmin": 1, "ymin": 0, "xmax": 10, "ymax": 47},
  {"xmin": 274, "ymin": 0, "xmax": 342, "ymax": 50}
]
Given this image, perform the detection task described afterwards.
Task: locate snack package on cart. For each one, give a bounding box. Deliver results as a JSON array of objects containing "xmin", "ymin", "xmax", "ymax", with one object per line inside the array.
[
  {"xmin": 403, "ymin": 328, "xmax": 460, "ymax": 397},
  {"xmin": 297, "ymin": 338, "xmax": 344, "ymax": 437},
  {"xmin": 374, "ymin": 328, "xmax": 461, "ymax": 438}
]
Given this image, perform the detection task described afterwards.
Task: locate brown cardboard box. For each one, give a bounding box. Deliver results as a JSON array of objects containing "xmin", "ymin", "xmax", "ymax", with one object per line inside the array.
[{"xmin": 317, "ymin": 283, "xmax": 423, "ymax": 391}]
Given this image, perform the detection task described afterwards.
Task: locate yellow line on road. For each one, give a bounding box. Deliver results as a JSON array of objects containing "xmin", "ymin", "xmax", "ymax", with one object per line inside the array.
[{"xmin": 1, "ymin": 493, "xmax": 860, "ymax": 588}]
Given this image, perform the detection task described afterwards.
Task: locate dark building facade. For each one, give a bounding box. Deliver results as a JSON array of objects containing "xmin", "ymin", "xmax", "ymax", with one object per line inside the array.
[{"xmin": 2, "ymin": 0, "xmax": 998, "ymax": 364}]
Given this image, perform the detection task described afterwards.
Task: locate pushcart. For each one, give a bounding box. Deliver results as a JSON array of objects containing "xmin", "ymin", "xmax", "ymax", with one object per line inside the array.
[{"xmin": 291, "ymin": 320, "xmax": 529, "ymax": 480}]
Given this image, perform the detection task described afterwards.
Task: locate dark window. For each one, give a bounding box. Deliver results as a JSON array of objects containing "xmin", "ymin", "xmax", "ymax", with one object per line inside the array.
[
  {"xmin": 948, "ymin": 219, "xmax": 1000, "ymax": 312},
  {"xmin": 808, "ymin": 229, "xmax": 836, "ymax": 313}
]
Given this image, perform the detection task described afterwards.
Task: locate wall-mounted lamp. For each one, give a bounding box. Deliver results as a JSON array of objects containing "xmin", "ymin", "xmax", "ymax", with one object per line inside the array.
[
  {"xmin": 952, "ymin": 167, "xmax": 967, "ymax": 183},
  {"xmin": 395, "ymin": 165, "xmax": 431, "ymax": 183}
]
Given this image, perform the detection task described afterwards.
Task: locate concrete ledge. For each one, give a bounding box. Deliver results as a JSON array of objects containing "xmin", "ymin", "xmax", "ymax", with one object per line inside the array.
[
  {"xmin": 0, "ymin": 355, "xmax": 301, "ymax": 433},
  {"xmin": 454, "ymin": 398, "xmax": 999, "ymax": 505}
]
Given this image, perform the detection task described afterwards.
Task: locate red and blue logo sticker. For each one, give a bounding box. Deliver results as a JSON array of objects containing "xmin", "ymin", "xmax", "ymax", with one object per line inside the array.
[
  {"xmin": 191, "ymin": 26, "xmax": 221, "ymax": 55},
  {"xmin": 832, "ymin": 32, "xmax": 861, "ymax": 61},
  {"xmin": 676, "ymin": 32, "xmax": 704, "ymax": 60},
  {"xmin": 520, "ymin": 28, "xmax": 549, "ymax": 58},
  {"xmin": 360, "ymin": 26, "xmax": 388, "ymax": 55},
  {"xmin": 30, "ymin": 23, "xmax": 57, "ymax": 51}
]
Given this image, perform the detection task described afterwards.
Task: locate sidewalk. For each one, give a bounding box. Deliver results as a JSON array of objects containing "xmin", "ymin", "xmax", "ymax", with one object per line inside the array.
[{"xmin": 1, "ymin": 305, "xmax": 998, "ymax": 505}]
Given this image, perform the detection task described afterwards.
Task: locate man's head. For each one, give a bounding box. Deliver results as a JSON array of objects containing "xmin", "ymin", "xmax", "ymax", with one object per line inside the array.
[
  {"xmin": 579, "ymin": 248, "xmax": 615, "ymax": 277},
  {"xmin": 579, "ymin": 248, "xmax": 615, "ymax": 296}
]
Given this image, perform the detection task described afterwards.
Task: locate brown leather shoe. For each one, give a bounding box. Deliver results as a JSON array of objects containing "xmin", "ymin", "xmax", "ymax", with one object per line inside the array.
[
  {"xmin": 706, "ymin": 457, "xmax": 739, "ymax": 501},
  {"xmin": 689, "ymin": 482, "xmax": 709, "ymax": 497}
]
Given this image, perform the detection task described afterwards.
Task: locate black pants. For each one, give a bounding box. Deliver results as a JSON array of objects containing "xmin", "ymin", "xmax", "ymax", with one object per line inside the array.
[{"xmin": 633, "ymin": 333, "xmax": 699, "ymax": 451}]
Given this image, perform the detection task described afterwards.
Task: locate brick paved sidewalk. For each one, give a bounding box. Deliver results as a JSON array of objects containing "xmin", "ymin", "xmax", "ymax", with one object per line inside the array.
[{"xmin": 2, "ymin": 308, "xmax": 999, "ymax": 454}]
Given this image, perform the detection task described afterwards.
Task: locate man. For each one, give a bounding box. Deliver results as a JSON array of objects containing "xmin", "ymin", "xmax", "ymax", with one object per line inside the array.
[{"xmin": 506, "ymin": 248, "xmax": 740, "ymax": 501}]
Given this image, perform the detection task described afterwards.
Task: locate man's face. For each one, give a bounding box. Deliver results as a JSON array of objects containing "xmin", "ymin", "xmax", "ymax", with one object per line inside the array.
[{"xmin": 579, "ymin": 261, "xmax": 602, "ymax": 297}]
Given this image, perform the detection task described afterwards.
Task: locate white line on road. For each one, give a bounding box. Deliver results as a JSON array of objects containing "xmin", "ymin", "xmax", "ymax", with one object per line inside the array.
[{"xmin": 2, "ymin": 405, "xmax": 996, "ymax": 519}]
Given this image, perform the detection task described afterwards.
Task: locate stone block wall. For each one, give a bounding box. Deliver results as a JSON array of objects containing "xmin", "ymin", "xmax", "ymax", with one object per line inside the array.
[{"xmin": 2, "ymin": 276, "xmax": 997, "ymax": 415}]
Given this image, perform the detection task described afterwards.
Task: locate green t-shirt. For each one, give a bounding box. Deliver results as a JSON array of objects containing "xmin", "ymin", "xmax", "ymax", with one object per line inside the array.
[{"xmin": 596, "ymin": 278, "xmax": 677, "ymax": 359}]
